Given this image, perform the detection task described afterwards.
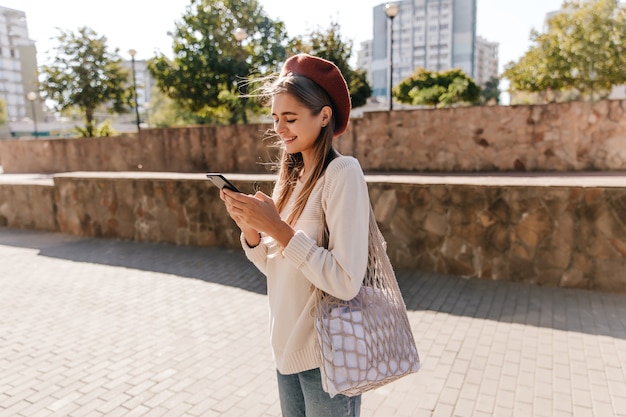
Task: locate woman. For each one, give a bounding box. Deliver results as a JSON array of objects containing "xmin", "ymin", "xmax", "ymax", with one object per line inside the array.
[{"xmin": 220, "ymin": 53, "xmax": 370, "ymax": 417}]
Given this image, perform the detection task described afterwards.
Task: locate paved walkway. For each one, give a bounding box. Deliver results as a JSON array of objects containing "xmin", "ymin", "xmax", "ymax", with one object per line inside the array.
[{"xmin": 1, "ymin": 227, "xmax": 625, "ymax": 417}]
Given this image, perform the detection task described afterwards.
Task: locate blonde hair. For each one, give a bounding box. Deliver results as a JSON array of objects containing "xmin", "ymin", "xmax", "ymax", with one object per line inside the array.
[{"xmin": 260, "ymin": 72, "xmax": 338, "ymax": 226}]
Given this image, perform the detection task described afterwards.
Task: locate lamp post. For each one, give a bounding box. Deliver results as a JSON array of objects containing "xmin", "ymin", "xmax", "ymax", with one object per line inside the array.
[
  {"xmin": 385, "ymin": 3, "xmax": 399, "ymax": 111},
  {"xmin": 26, "ymin": 91, "xmax": 38, "ymax": 137},
  {"xmin": 589, "ymin": 60, "xmax": 595, "ymax": 102},
  {"xmin": 128, "ymin": 49, "xmax": 141, "ymax": 131},
  {"xmin": 233, "ymin": 27, "xmax": 248, "ymax": 124}
]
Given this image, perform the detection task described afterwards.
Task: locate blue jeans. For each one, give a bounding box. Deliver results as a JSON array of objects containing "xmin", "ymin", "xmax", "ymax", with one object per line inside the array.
[{"xmin": 276, "ymin": 368, "xmax": 361, "ymax": 417}]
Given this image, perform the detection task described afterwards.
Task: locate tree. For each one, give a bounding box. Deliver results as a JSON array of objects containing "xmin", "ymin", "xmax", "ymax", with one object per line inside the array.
[
  {"xmin": 147, "ymin": 87, "xmax": 197, "ymax": 128},
  {"xmin": 148, "ymin": 0, "xmax": 289, "ymax": 125},
  {"xmin": 288, "ymin": 21, "xmax": 372, "ymax": 108},
  {"xmin": 504, "ymin": 0, "xmax": 626, "ymax": 102},
  {"xmin": 480, "ymin": 76, "xmax": 501, "ymax": 105},
  {"xmin": 348, "ymin": 69, "xmax": 373, "ymax": 109},
  {"xmin": 39, "ymin": 27, "xmax": 131, "ymax": 137},
  {"xmin": 394, "ymin": 68, "xmax": 481, "ymax": 108}
]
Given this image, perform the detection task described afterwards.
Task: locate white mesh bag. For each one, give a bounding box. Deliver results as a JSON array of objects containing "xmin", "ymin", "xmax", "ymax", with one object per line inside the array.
[{"xmin": 315, "ymin": 205, "xmax": 420, "ymax": 398}]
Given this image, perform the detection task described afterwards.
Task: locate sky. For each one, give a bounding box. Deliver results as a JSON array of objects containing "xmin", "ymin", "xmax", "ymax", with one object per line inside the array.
[{"xmin": 6, "ymin": 0, "xmax": 565, "ymax": 74}]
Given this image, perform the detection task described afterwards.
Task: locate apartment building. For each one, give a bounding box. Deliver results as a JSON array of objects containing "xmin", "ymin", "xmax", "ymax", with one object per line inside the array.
[
  {"xmin": 356, "ymin": 39, "xmax": 374, "ymax": 86},
  {"xmin": 0, "ymin": 6, "xmax": 40, "ymax": 125},
  {"xmin": 474, "ymin": 35, "xmax": 498, "ymax": 86},
  {"xmin": 363, "ymin": 0, "xmax": 497, "ymax": 101},
  {"xmin": 120, "ymin": 57, "xmax": 154, "ymax": 126}
]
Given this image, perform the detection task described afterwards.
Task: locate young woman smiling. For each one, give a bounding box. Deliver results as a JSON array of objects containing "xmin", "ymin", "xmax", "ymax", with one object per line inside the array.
[{"xmin": 220, "ymin": 54, "xmax": 369, "ymax": 417}]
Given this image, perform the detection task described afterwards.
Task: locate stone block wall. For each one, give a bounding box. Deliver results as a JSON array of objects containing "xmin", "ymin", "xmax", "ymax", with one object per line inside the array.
[
  {"xmin": 0, "ymin": 180, "xmax": 57, "ymax": 231},
  {"xmin": 6, "ymin": 172, "xmax": 621, "ymax": 292},
  {"xmin": 2, "ymin": 99, "xmax": 626, "ymax": 292},
  {"xmin": 351, "ymin": 99, "xmax": 626, "ymax": 172},
  {"xmin": 368, "ymin": 181, "xmax": 626, "ymax": 292},
  {"xmin": 0, "ymin": 125, "xmax": 278, "ymax": 174},
  {"xmin": 52, "ymin": 173, "xmax": 275, "ymax": 250},
  {"xmin": 2, "ymin": 99, "xmax": 626, "ymax": 174}
]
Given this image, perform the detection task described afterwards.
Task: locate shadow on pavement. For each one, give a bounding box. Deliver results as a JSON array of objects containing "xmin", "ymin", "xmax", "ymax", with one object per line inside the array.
[
  {"xmin": 396, "ymin": 268, "xmax": 626, "ymax": 340},
  {"xmin": 2, "ymin": 227, "xmax": 626, "ymax": 340},
  {"xmin": 0, "ymin": 227, "xmax": 267, "ymax": 295}
]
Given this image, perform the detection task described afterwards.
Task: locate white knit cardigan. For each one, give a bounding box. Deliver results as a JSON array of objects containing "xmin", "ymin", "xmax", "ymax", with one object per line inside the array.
[{"xmin": 240, "ymin": 155, "xmax": 370, "ymax": 374}]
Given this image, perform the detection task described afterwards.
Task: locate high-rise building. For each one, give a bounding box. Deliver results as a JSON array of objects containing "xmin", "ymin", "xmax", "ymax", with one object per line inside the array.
[
  {"xmin": 365, "ymin": 0, "xmax": 492, "ymax": 101},
  {"xmin": 120, "ymin": 58, "xmax": 155, "ymax": 126},
  {"xmin": 356, "ymin": 40, "xmax": 374, "ymax": 86},
  {"xmin": 474, "ymin": 36, "xmax": 498, "ymax": 86},
  {"xmin": 0, "ymin": 6, "xmax": 40, "ymax": 125}
]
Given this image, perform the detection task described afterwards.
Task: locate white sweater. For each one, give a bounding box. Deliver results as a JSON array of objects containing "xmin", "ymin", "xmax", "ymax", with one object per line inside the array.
[{"xmin": 241, "ymin": 155, "xmax": 370, "ymax": 374}]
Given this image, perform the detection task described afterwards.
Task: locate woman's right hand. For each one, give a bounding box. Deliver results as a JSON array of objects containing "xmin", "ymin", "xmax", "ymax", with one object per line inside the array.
[
  {"xmin": 220, "ymin": 188, "xmax": 261, "ymax": 246},
  {"xmin": 220, "ymin": 188, "xmax": 294, "ymax": 248}
]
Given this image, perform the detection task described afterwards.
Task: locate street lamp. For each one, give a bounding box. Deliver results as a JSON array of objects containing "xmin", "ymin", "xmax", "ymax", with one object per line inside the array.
[
  {"xmin": 233, "ymin": 28, "xmax": 248, "ymax": 124},
  {"xmin": 589, "ymin": 60, "xmax": 596, "ymax": 102},
  {"xmin": 26, "ymin": 91, "xmax": 38, "ymax": 137},
  {"xmin": 128, "ymin": 49, "xmax": 141, "ymax": 131},
  {"xmin": 385, "ymin": 3, "xmax": 399, "ymax": 111}
]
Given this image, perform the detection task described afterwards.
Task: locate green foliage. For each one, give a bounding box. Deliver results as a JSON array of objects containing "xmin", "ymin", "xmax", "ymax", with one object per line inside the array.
[
  {"xmin": 95, "ymin": 119, "xmax": 117, "ymax": 137},
  {"xmin": 394, "ymin": 68, "xmax": 481, "ymax": 108},
  {"xmin": 147, "ymin": 87, "xmax": 195, "ymax": 128},
  {"xmin": 480, "ymin": 76, "xmax": 501, "ymax": 104},
  {"xmin": 39, "ymin": 27, "xmax": 132, "ymax": 137},
  {"xmin": 75, "ymin": 119, "xmax": 118, "ymax": 138},
  {"xmin": 504, "ymin": 0, "xmax": 626, "ymax": 101},
  {"xmin": 147, "ymin": 0, "xmax": 289, "ymax": 125},
  {"xmin": 287, "ymin": 21, "xmax": 372, "ymax": 108},
  {"xmin": 349, "ymin": 69, "xmax": 373, "ymax": 109}
]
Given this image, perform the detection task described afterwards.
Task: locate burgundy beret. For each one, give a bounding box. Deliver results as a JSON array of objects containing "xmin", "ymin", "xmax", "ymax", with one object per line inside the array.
[{"xmin": 280, "ymin": 53, "xmax": 351, "ymax": 138}]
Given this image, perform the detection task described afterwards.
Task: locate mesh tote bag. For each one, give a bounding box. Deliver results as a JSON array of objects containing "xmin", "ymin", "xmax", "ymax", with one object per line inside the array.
[{"xmin": 315, "ymin": 204, "xmax": 420, "ymax": 398}]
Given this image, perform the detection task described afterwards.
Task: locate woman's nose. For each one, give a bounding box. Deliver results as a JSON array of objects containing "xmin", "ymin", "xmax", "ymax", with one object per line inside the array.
[{"xmin": 275, "ymin": 120, "xmax": 287, "ymax": 134}]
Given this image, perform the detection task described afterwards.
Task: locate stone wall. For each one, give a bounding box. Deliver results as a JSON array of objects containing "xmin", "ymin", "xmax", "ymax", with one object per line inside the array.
[
  {"xmin": 0, "ymin": 180, "xmax": 57, "ymax": 231},
  {"xmin": 351, "ymin": 100, "xmax": 626, "ymax": 172},
  {"xmin": 2, "ymin": 99, "xmax": 626, "ymax": 174},
  {"xmin": 0, "ymin": 125, "xmax": 277, "ymax": 174},
  {"xmin": 3, "ymin": 173, "xmax": 624, "ymax": 292},
  {"xmin": 368, "ymin": 179, "xmax": 626, "ymax": 292},
  {"xmin": 2, "ymin": 99, "xmax": 626, "ymax": 292},
  {"xmin": 51, "ymin": 172, "xmax": 275, "ymax": 250}
]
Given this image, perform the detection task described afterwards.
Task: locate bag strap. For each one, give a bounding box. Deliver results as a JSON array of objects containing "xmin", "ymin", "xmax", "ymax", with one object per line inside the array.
[
  {"xmin": 317, "ymin": 177, "xmax": 394, "ymax": 292},
  {"xmin": 316, "ymin": 172, "xmax": 402, "ymax": 303},
  {"xmin": 317, "ymin": 171, "xmax": 378, "ymax": 252}
]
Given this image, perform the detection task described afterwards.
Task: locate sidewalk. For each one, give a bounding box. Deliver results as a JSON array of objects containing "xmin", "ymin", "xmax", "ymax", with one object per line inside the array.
[{"xmin": 1, "ymin": 227, "xmax": 625, "ymax": 417}]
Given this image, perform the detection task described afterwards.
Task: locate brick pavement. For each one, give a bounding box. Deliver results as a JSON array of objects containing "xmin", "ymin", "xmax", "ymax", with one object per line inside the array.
[{"xmin": 1, "ymin": 227, "xmax": 625, "ymax": 417}]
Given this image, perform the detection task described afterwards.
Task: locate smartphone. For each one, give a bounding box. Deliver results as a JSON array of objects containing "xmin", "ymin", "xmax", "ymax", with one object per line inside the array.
[{"xmin": 206, "ymin": 173, "xmax": 241, "ymax": 193}]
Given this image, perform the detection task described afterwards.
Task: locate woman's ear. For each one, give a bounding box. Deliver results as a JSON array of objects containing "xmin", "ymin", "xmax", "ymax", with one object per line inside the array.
[{"xmin": 320, "ymin": 105, "xmax": 333, "ymax": 127}]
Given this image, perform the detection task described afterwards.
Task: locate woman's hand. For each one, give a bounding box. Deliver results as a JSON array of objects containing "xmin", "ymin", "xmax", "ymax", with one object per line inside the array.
[
  {"xmin": 220, "ymin": 188, "xmax": 260, "ymax": 246},
  {"xmin": 221, "ymin": 188, "xmax": 294, "ymax": 248}
]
